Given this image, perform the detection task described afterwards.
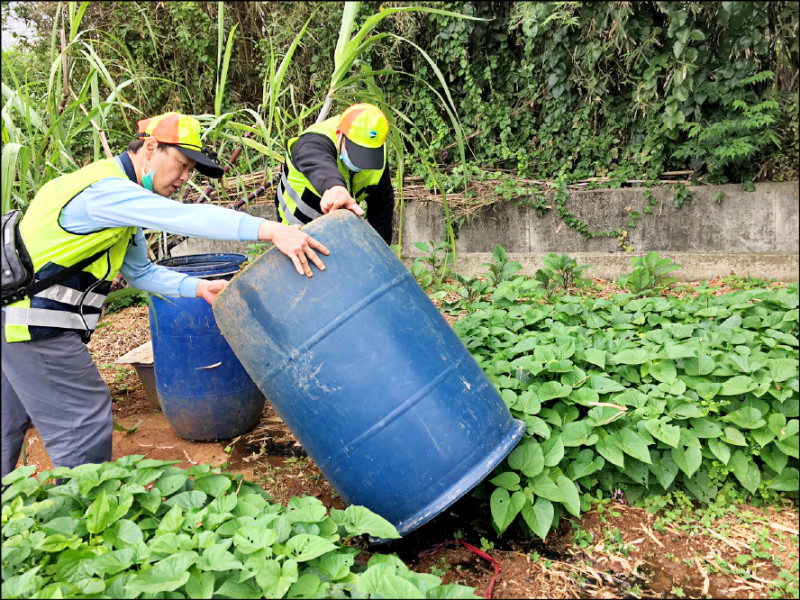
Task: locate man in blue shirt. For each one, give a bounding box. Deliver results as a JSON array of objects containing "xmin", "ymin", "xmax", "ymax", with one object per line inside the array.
[{"xmin": 1, "ymin": 112, "xmax": 329, "ymax": 478}]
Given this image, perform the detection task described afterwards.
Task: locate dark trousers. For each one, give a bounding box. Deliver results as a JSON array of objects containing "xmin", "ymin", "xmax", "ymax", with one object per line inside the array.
[{"xmin": 1, "ymin": 311, "xmax": 113, "ymax": 479}]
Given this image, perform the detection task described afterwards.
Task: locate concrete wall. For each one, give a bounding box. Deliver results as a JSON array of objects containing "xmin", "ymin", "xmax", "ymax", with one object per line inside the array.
[
  {"xmin": 400, "ymin": 182, "xmax": 798, "ymax": 255},
  {"xmin": 171, "ymin": 182, "xmax": 799, "ymax": 282}
]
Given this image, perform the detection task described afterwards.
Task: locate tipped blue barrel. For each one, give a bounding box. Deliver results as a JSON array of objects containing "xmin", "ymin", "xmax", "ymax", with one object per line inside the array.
[
  {"xmin": 213, "ymin": 212, "xmax": 524, "ymax": 536},
  {"xmin": 149, "ymin": 253, "xmax": 265, "ymax": 441}
]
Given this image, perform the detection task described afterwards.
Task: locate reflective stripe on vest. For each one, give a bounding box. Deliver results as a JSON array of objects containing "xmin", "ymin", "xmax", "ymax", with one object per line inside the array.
[
  {"xmin": 33, "ymin": 284, "xmax": 106, "ymax": 309},
  {"xmin": 277, "ymin": 170, "xmax": 322, "ymax": 224},
  {"xmin": 276, "ymin": 187, "xmax": 302, "ymax": 225},
  {"xmin": 4, "ymin": 307, "xmax": 100, "ymax": 331}
]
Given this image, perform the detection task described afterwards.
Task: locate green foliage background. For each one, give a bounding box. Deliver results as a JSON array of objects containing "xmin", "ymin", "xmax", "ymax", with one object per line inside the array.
[{"xmin": 3, "ymin": 1, "xmax": 798, "ymax": 186}]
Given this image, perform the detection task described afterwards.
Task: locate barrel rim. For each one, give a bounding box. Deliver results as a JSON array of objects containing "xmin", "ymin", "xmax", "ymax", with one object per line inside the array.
[{"xmin": 156, "ymin": 253, "xmax": 247, "ymax": 277}]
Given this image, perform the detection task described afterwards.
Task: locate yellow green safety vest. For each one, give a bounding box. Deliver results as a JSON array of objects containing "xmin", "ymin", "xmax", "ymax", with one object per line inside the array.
[
  {"xmin": 4, "ymin": 158, "xmax": 137, "ymax": 343},
  {"xmin": 276, "ymin": 115, "xmax": 386, "ymax": 225}
]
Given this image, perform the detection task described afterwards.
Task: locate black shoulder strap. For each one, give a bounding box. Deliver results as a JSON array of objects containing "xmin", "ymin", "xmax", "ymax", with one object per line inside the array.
[{"xmin": 25, "ymin": 247, "xmax": 111, "ymax": 297}]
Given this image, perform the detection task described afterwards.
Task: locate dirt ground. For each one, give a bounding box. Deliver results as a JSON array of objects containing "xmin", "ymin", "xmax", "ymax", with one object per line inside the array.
[{"xmin": 15, "ymin": 280, "xmax": 800, "ymax": 599}]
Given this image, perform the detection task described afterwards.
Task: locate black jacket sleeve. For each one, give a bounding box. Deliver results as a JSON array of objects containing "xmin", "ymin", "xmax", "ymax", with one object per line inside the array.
[
  {"xmin": 290, "ymin": 133, "xmax": 346, "ymax": 194},
  {"xmin": 364, "ymin": 167, "xmax": 395, "ymax": 245}
]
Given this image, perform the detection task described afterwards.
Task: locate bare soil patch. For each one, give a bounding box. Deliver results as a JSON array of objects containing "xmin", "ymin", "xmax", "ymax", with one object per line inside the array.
[{"xmin": 15, "ymin": 280, "xmax": 799, "ymax": 599}]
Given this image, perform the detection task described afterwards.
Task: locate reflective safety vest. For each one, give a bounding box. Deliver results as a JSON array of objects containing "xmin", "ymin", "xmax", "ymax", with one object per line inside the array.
[
  {"xmin": 4, "ymin": 159, "xmax": 137, "ymax": 343},
  {"xmin": 276, "ymin": 116, "xmax": 386, "ymax": 225}
]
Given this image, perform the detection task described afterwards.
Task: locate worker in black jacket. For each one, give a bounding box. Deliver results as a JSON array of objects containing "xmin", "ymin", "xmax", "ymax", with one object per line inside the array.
[{"xmin": 275, "ymin": 103, "xmax": 394, "ymax": 244}]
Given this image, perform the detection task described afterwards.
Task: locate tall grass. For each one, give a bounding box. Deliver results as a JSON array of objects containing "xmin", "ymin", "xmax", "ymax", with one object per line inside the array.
[
  {"xmin": 193, "ymin": 1, "xmax": 480, "ymax": 255},
  {"xmin": 3, "ymin": 1, "xmax": 479, "ymax": 255},
  {"xmin": 312, "ymin": 2, "xmax": 484, "ymax": 254},
  {"xmin": 1, "ymin": 1, "xmax": 141, "ymax": 213},
  {"xmin": 189, "ymin": 3, "xmax": 319, "ymax": 208}
]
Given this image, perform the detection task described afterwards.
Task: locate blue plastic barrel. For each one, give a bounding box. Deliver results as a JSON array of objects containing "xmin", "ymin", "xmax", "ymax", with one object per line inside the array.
[
  {"xmin": 149, "ymin": 253, "xmax": 265, "ymax": 441},
  {"xmin": 213, "ymin": 212, "xmax": 525, "ymax": 537}
]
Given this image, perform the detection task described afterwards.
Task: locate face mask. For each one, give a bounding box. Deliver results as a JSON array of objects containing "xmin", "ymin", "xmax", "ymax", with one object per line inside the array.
[
  {"xmin": 141, "ymin": 166, "xmax": 156, "ymax": 192},
  {"xmin": 340, "ymin": 148, "xmax": 362, "ymax": 173}
]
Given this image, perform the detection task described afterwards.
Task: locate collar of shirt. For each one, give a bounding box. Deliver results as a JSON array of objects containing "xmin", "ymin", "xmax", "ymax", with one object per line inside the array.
[{"xmin": 116, "ymin": 152, "xmax": 138, "ymax": 184}]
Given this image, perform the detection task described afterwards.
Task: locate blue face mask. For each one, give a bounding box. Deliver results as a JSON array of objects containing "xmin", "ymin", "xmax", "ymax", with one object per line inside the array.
[{"xmin": 340, "ymin": 148, "xmax": 362, "ymax": 173}]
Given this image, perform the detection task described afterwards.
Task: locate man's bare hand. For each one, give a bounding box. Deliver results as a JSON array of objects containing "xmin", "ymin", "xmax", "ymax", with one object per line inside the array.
[
  {"xmin": 320, "ymin": 185, "xmax": 364, "ymax": 216},
  {"xmin": 196, "ymin": 279, "xmax": 228, "ymax": 305},
  {"xmin": 258, "ymin": 221, "xmax": 330, "ymax": 277}
]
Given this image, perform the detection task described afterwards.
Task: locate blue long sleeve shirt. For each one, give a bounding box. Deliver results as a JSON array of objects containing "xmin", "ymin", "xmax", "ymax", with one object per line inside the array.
[{"xmin": 59, "ymin": 155, "xmax": 264, "ymax": 297}]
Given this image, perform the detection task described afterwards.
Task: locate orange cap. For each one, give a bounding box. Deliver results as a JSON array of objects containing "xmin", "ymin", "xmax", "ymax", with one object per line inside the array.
[{"xmin": 137, "ymin": 112, "xmax": 223, "ymax": 178}]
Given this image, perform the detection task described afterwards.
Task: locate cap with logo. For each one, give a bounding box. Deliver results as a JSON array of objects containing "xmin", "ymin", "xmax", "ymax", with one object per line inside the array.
[
  {"xmin": 336, "ymin": 103, "xmax": 389, "ymax": 171},
  {"xmin": 137, "ymin": 112, "xmax": 224, "ymax": 178}
]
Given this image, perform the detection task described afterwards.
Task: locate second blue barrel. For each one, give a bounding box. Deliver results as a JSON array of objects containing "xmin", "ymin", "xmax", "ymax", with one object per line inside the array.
[
  {"xmin": 213, "ymin": 212, "xmax": 525, "ymax": 536},
  {"xmin": 149, "ymin": 253, "xmax": 265, "ymax": 441}
]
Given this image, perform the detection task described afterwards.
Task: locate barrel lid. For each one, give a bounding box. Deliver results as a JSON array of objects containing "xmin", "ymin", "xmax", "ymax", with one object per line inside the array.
[{"xmin": 156, "ymin": 253, "xmax": 247, "ymax": 278}]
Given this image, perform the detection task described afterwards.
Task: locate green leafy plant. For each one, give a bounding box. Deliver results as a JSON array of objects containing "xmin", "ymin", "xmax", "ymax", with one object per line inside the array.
[
  {"xmin": 670, "ymin": 184, "xmax": 693, "ymax": 210},
  {"xmin": 617, "ymin": 252, "xmax": 681, "ymax": 293},
  {"xmin": 450, "ymin": 274, "xmax": 799, "ymax": 541},
  {"xmin": 447, "ymin": 275, "xmax": 493, "ymax": 312},
  {"xmin": 641, "ymin": 189, "xmax": 660, "ymax": 215},
  {"xmin": 571, "ymin": 524, "xmax": 593, "ymax": 549},
  {"xmin": 673, "ymin": 71, "xmax": 782, "ymax": 184},
  {"xmin": 411, "ymin": 240, "xmax": 456, "ymax": 290},
  {"xmin": 482, "ymin": 244, "xmax": 522, "ymax": 287},
  {"xmin": 721, "ymin": 274, "xmax": 773, "ymax": 291},
  {"xmin": 4, "ymin": 2, "xmax": 797, "ymax": 253},
  {"xmin": 429, "ymin": 556, "xmax": 450, "ymax": 578},
  {"xmin": 245, "ymin": 242, "xmax": 272, "ymax": 263},
  {"xmin": 112, "ymin": 418, "xmax": 143, "ymax": 435},
  {"xmin": 535, "ymin": 253, "xmax": 593, "ymax": 294},
  {"xmin": 103, "ymin": 288, "xmax": 150, "ymax": 313},
  {"xmin": 1, "ymin": 458, "xmax": 477, "ymax": 599},
  {"xmin": 602, "ymin": 526, "xmax": 634, "ymax": 557}
]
